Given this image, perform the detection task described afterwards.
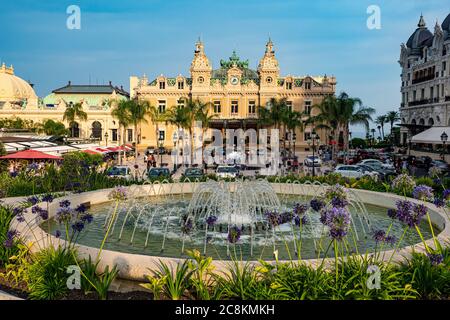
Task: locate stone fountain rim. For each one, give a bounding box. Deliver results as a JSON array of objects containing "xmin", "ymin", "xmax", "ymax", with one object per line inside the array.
[{"xmin": 8, "ymin": 182, "xmax": 450, "ymax": 282}]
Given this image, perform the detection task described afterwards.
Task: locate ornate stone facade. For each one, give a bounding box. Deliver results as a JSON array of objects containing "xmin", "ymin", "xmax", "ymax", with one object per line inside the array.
[
  {"xmin": 130, "ymin": 39, "xmax": 336, "ymax": 150},
  {"xmin": 399, "ymin": 13, "xmax": 450, "ymax": 144}
]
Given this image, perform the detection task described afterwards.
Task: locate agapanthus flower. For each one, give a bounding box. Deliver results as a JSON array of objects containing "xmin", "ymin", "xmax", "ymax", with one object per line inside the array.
[
  {"xmin": 427, "ymin": 253, "xmax": 444, "ymax": 266},
  {"xmin": 31, "ymin": 205, "xmax": 48, "ymax": 220},
  {"xmin": 325, "ymin": 184, "xmax": 348, "ymax": 208},
  {"xmin": 384, "ymin": 235, "xmax": 397, "ymax": 245},
  {"xmin": 429, "ymin": 166, "xmax": 442, "ymax": 178},
  {"xmin": 41, "ymin": 193, "xmax": 54, "ymax": 203},
  {"xmin": 28, "ymin": 162, "xmax": 39, "ymax": 171},
  {"xmin": 320, "ymin": 206, "xmax": 351, "ymax": 241},
  {"xmin": 55, "ymin": 206, "xmax": 73, "ymax": 223},
  {"xmin": 227, "ymin": 225, "xmax": 242, "ymax": 244},
  {"xmin": 412, "ymin": 185, "xmax": 434, "ymax": 201},
  {"xmin": 13, "ymin": 207, "xmax": 25, "ymax": 222},
  {"xmin": 108, "ymin": 186, "xmax": 128, "ymax": 201},
  {"xmin": 294, "ymin": 214, "xmax": 308, "ymax": 226},
  {"xmin": 433, "ymin": 197, "xmax": 445, "ymax": 208},
  {"xmin": 10, "ymin": 171, "xmax": 18, "ymax": 178},
  {"xmin": 310, "ymin": 198, "xmax": 325, "ymax": 212},
  {"xmin": 433, "ymin": 178, "xmax": 441, "ymax": 185},
  {"xmin": 206, "ymin": 215, "xmax": 218, "ymax": 227},
  {"xmin": 55, "ymin": 230, "xmax": 61, "ymax": 238},
  {"xmin": 391, "ymin": 173, "xmax": 416, "ymax": 192},
  {"xmin": 387, "ymin": 208, "xmax": 398, "ymax": 219},
  {"xmin": 3, "ymin": 230, "xmax": 19, "ymax": 248},
  {"xmin": 71, "ymin": 221, "xmax": 85, "ymax": 232},
  {"xmin": 27, "ymin": 196, "xmax": 39, "ymax": 206},
  {"xmin": 279, "ymin": 211, "xmax": 294, "ymax": 224},
  {"xmin": 293, "ymin": 203, "xmax": 308, "ymax": 215},
  {"xmin": 394, "ymin": 200, "xmax": 427, "ymax": 228},
  {"xmin": 75, "ymin": 204, "xmax": 87, "ymax": 214},
  {"xmin": 80, "ymin": 213, "xmax": 93, "ymax": 224},
  {"xmin": 265, "ymin": 211, "xmax": 281, "ymax": 227},
  {"xmin": 59, "ymin": 199, "xmax": 71, "ymax": 208},
  {"xmin": 372, "ymin": 229, "xmax": 386, "ymax": 243},
  {"xmin": 443, "ymin": 189, "xmax": 450, "ymax": 200}
]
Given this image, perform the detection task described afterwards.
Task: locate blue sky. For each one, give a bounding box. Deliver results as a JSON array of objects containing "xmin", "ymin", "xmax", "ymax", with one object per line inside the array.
[{"xmin": 0, "ymin": 0, "xmax": 448, "ymax": 136}]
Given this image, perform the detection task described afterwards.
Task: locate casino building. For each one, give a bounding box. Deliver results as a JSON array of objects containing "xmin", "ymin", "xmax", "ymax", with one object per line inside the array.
[{"xmin": 130, "ymin": 39, "xmax": 336, "ymax": 151}]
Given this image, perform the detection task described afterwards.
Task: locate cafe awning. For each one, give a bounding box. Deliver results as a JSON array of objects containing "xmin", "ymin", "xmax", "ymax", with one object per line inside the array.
[
  {"xmin": 0, "ymin": 149, "xmax": 63, "ymax": 160},
  {"xmin": 411, "ymin": 126, "xmax": 450, "ymax": 144}
]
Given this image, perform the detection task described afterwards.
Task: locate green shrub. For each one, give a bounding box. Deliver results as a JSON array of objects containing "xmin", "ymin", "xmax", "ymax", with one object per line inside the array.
[
  {"xmin": 0, "ymin": 205, "xmax": 20, "ymax": 266},
  {"xmin": 80, "ymin": 256, "xmax": 119, "ymax": 300},
  {"xmin": 415, "ymin": 177, "xmax": 434, "ymax": 188},
  {"xmin": 27, "ymin": 246, "xmax": 76, "ymax": 300}
]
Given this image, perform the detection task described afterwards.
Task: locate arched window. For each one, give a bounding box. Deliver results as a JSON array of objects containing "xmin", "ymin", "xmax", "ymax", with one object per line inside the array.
[
  {"xmin": 443, "ymin": 45, "xmax": 447, "ymax": 56},
  {"xmin": 419, "ymin": 118, "xmax": 425, "ymax": 125},
  {"xmin": 428, "ymin": 118, "xmax": 434, "ymax": 126},
  {"xmin": 91, "ymin": 121, "xmax": 102, "ymax": 139},
  {"xmin": 70, "ymin": 122, "xmax": 80, "ymax": 138},
  {"xmin": 411, "ymin": 119, "xmax": 417, "ymax": 125}
]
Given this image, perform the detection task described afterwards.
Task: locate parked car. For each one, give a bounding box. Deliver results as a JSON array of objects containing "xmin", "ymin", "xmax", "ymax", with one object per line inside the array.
[
  {"xmin": 358, "ymin": 159, "xmax": 394, "ymax": 170},
  {"xmin": 106, "ymin": 166, "xmax": 132, "ymax": 181},
  {"xmin": 145, "ymin": 146, "xmax": 156, "ymax": 155},
  {"xmin": 182, "ymin": 167, "xmax": 205, "ymax": 180},
  {"xmin": 147, "ymin": 167, "xmax": 171, "ymax": 179},
  {"xmin": 334, "ymin": 165, "xmax": 368, "ymax": 178},
  {"xmin": 414, "ymin": 156, "xmax": 433, "ymax": 169},
  {"xmin": 430, "ymin": 160, "xmax": 450, "ymax": 174},
  {"xmin": 356, "ymin": 164, "xmax": 395, "ymax": 181},
  {"xmin": 216, "ymin": 165, "xmax": 239, "ymax": 179},
  {"xmin": 304, "ymin": 155, "xmax": 322, "ymax": 167}
]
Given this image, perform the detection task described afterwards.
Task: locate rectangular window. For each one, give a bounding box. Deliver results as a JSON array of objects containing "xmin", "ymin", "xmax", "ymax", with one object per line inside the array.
[
  {"xmin": 248, "ymin": 100, "xmax": 256, "ymax": 114},
  {"xmin": 178, "ymin": 81, "xmax": 184, "ymax": 90},
  {"xmin": 127, "ymin": 129, "xmax": 133, "ymax": 142},
  {"xmin": 442, "ymin": 84, "xmax": 445, "ymax": 97},
  {"xmin": 286, "ymin": 82, "xmax": 292, "ymax": 90},
  {"xmin": 305, "ymin": 82, "xmax": 311, "ymax": 90},
  {"xmin": 213, "ymin": 100, "xmax": 221, "ymax": 113},
  {"xmin": 112, "ymin": 129, "xmax": 118, "ymax": 142},
  {"xmin": 430, "ymin": 86, "xmax": 434, "ymax": 99},
  {"xmin": 231, "ymin": 100, "xmax": 239, "ymax": 114},
  {"xmin": 286, "ymin": 101, "xmax": 292, "ymax": 112},
  {"xmin": 413, "ymin": 90, "xmax": 416, "ymax": 101},
  {"xmin": 158, "ymin": 130, "xmax": 165, "ymax": 141},
  {"xmin": 304, "ymin": 132, "xmax": 311, "ymax": 141},
  {"xmin": 177, "ymin": 99, "xmax": 185, "ymax": 108},
  {"xmin": 304, "ymin": 101, "xmax": 312, "ymax": 115},
  {"xmin": 158, "ymin": 100, "xmax": 166, "ymax": 113},
  {"xmin": 421, "ymin": 88, "xmax": 425, "ymax": 99},
  {"xmin": 159, "ymin": 82, "xmax": 165, "ymax": 89},
  {"xmin": 406, "ymin": 92, "xmax": 409, "ymax": 103}
]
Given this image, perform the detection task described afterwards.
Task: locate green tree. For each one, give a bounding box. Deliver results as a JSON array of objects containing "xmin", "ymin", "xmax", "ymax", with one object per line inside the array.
[
  {"xmin": 126, "ymin": 99, "xmax": 152, "ymax": 165},
  {"xmin": 111, "ymin": 100, "xmax": 132, "ymax": 165},
  {"xmin": 385, "ymin": 111, "xmax": 400, "ymax": 141},
  {"xmin": 36, "ymin": 119, "xmax": 68, "ymax": 136},
  {"xmin": 63, "ymin": 102, "xmax": 88, "ymax": 138},
  {"xmin": 375, "ymin": 115, "xmax": 387, "ymax": 140}
]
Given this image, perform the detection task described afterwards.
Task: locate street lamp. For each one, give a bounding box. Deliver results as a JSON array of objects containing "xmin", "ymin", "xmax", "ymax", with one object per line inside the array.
[
  {"xmin": 104, "ymin": 131, "xmax": 109, "ymax": 147},
  {"xmin": 306, "ymin": 131, "xmax": 320, "ymax": 177},
  {"xmin": 441, "ymin": 131, "xmax": 448, "ymax": 161},
  {"xmin": 158, "ymin": 138, "xmax": 164, "ymax": 167},
  {"xmin": 408, "ymin": 134, "xmax": 412, "ymax": 156}
]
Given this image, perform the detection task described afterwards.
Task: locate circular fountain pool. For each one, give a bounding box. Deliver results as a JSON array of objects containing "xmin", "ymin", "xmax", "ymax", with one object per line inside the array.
[{"xmin": 42, "ymin": 180, "xmax": 438, "ymax": 260}]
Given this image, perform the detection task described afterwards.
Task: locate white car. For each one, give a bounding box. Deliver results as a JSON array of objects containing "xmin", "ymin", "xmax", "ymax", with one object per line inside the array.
[
  {"xmin": 358, "ymin": 159, "xmax": 394, "ymax": 170},
  {"xmin": 106, "ymin": 166, "xmax": 132, "ymax": 181},
  {"xmin": 304, "ymin": 155, "xmax": 322, "ymax": 167},
  {"xmin": 216, "ymin": 165, "xmax": 239, "ymax": 179},
  {"xmin": 334, "ymin": 165, "xmax": 371, "ymax": 178}
]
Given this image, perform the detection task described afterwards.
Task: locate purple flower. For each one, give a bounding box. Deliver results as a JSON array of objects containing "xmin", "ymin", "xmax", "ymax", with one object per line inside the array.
[
  {"xmin": 80, "ymin": 213, "xmax": 93, "ymax": 224},
  {"xmin": 279, "ymin": 211, "xmax": 294, "ymax": 224},
  {"xmin": 31, "ymin": 205, "xmax": 48, "ymax": 221},
  {"xmin": 293, "ymin": 203, "xmax": 308, "ymax": 215},
  {"xmin": 108, "ymin": 186, "xmax": 128, "ymax": 201},
  {"xmin": 59, "ymin": 199, "xmax": 71, "ymax": 208},
  {"xmin": 412, "ymin": 185, "xmax": 433, "ymax": 201},
  {"xmin": 181, "ymin": 214, "xmax": 193, "ymax": 234},
  {"xmin": 75, "ymin": 204, "xmax": 87, "ymax": 214},
  {"xmin": 28, "ymin": 162, "xmax": 39, "ymax": 171},
  {"xmin": 265, "ymin": 211, "xmax": 281, "ymax": 227},
  {"xmin": 41, "ymin": 193, "xmax": 54, "ymax": 203},
  {"xmin": 227, "ymin": 225, "xmax": 242, "ymax": 244},
  {"xmin": 206, "ymin": 215, "xmax": 218, "ymax": 227},
  {"xmin": 3, "ymin": 230, "xmax": 19, "ymax": 248},
  {"xmin": 71, "ymin": 221, "xmax": 85, "ymax": 232},
  {"xmin": 325, "ymin": 184, "xmax": 348, "ymax": 208},
  {"xmin": 427, "ymin": 253, "xmax": 444, "ymax": 266},
  {"xmin": 310, "ymin": 199, "xmax": 325, "ymax": 212},
  {"xmin": 384, "ymin": 235, "xmax": 397, "ymax": 245},
  {"xmin": 55, "ymin": 207, "xmax": 73, "ymax": 223},
  {"xmin": 10, "ymin": 171, "xmax": 18, "ymax": 178},
  {"xmin": 320, "ymin": 206, "xmax": 351, "ymax": 241},
  {"xmin": 443, "ymin": 189, "xmax": 450, "ymax": 200},
  {"xmin": 27, "ymin": 196, "xmax": 39, "ymax": 206},
  {"xmin": 331, "ymin": 197, "xmax": 349, "ymax": 208},
  {"xmin": 55, "ymin": 230, "xmax": 61, "ymax": 238},
  {"xmin": 372, "ymin": 229, "xmax": 386, "ymax": 243},
  {"xmin": 294, "ymin": 215, "xmax": 309, "ymax": 226},
  {"xmin": 433, "ymin": 197, "xmax": 445, "ymax": 208},
  {"xmin": 387, "ymin": 208, "xmax": 398, "ymax": 219}
]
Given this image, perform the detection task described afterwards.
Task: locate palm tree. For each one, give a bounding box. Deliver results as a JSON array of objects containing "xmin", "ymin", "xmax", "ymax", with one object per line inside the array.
[
  {"xmin": 36, "ymin": 119, "xmax": 68, "ymax": 136},
  {"xmin": 195, "ymin": 101, "xmax": 216, "ymax": 161},
  {"xmin": 148, "ymin": 104, "xmax": 167, "ymax": 165},
  {"xmin": 166, "ymin": 105, "xmax": 190, "ymax": 168},
  {"xmin": 385, "ymin": 111, "xmax": 400, "ymax": 140},
  {"xmin": 375, "ymin": 115, "xmax": 387, "ymax": 140},
  {"xmin": 284, "ymin": 110, "xmax": 304, "ymax": 158},
  {"xmin": 63, "ymin": 102, "xmax": 87, "ymax": 138},
  {"xmin": 311, "ymin": 92, "xmax": 375, "ymax": 158},
  {"xmin": 127, "ymin": 99, "xmax": 152, "ymax": 165},
  {"xmin": 111, "ymin": 100, "xmax": 132, "ymax": 165}
]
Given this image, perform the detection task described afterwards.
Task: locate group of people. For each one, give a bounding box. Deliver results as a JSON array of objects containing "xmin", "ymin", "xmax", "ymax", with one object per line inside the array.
[{"xmin": 144, "ymin": 153, "xmax": 157, "ymax": 170}]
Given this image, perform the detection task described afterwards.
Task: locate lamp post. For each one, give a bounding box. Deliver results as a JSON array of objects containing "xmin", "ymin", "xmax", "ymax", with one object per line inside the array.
[
  {"xmin": 441, "ymin": 131, "xmax": 448, "ymax": 161},
  {"xmin": 104, "ymin": 131, "xmax": 109, "ymax": 147},
  {"xmin": 307, "ymin": 131, "xmax": 320, "ymax": 177},
  {"xmin": 408, "ymin": 135, "xmax": 412, "ymax": 156},
  {"xmin": 158, "ymin": 139, "xmax": 164, "ymax": 167}
]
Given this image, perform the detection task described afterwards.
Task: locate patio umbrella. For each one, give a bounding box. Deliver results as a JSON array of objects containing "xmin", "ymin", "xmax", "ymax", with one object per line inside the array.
[
  {"xmin": 0, "ymin": 149, "xmax": 63, "ymax": 160},
  {"xmin": 82, "ymin": 149, "xmax": 101, "ymax": 155}
]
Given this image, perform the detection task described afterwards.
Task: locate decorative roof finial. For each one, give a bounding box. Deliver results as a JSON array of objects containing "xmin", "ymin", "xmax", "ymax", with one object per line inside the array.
[{"xmin": 418, "ymin": 13, "xmax": 426, "ymax": 28}]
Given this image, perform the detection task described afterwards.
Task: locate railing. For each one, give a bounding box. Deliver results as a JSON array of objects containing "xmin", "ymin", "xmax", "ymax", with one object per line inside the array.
[
  {"xmin": 412, "ymin": 73, "xmax": 435, "ymax": 84},
  {"xmin": 408, "ymin": 97, "xmax": 440, "ymax": 107}
]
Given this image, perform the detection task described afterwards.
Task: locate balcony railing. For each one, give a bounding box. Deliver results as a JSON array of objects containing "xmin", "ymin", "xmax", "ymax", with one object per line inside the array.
[
  {"xmin": 408, "ymin": 97, "xmax": 440, "ymax": 107},
  {"xmin": 411, "ymin": 73, "xmax": 436, "ymax": 84}
]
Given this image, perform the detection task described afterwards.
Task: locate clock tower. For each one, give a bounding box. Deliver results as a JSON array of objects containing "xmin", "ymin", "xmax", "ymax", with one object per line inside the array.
[
  {"xmin": 190, "ymin": 39, "xmax": 212, "ymax": 91},
  {"xmin": 258, "ymin": 38, "xmax": 280, "ymax": 89}
]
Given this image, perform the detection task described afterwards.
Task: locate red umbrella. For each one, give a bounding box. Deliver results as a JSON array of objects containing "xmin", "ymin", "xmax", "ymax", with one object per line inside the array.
[
  {"xmin": 0, "ymin": 149, "xmax": 63, "ymax": 160},
  {"xmin": 82, "ymin": 149, "xmax": 100, "ymax": 155}
]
